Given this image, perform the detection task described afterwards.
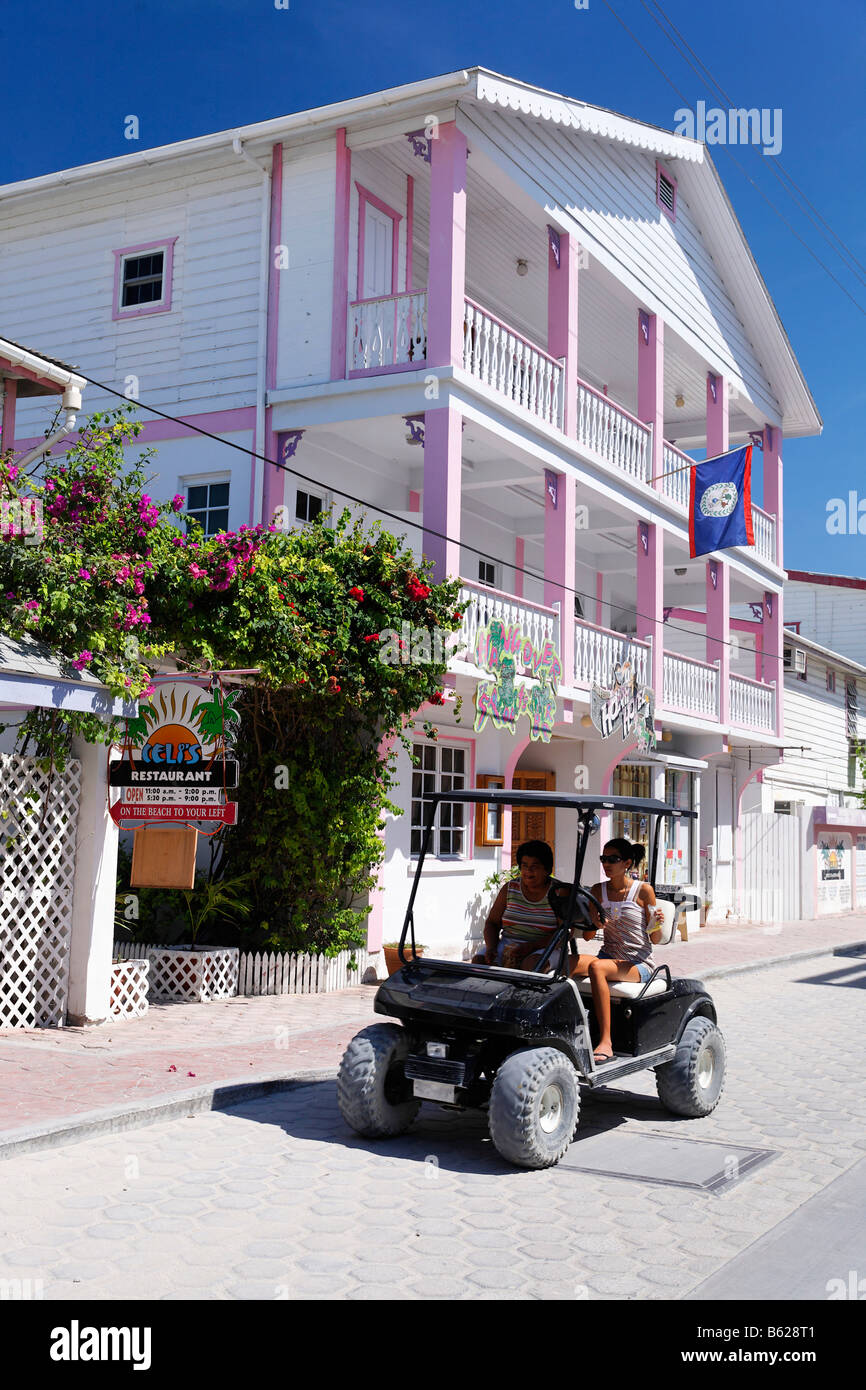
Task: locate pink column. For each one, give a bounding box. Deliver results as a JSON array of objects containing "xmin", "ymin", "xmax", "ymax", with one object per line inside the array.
[
  {"xmin": 638, "ymin": 311, "xmax": 664, "ymax": 489},
  {"xmin": 548, "ymin": 231, "xmax": 579, "ymax": 437},
  {"xmin": 636, "ymin": 523, "xmax": 664, "ymax": 698},
  {"xmin": 423, "ymin": 405, "xmax": 462, "ymax": 581},
  {"xmin": 762, "ymin": 589, "xmax": 784, "ymax": 738},
  {"xmin": 544, "ymin": 471, "xmax": 576, "ymax": 687},
  {"xmin": 514, "ymin": 537, "xmax": 525, "ymax": 597},
  {"xmin": 1, "ymin": 378, "xmax": 17, "ymax": 452},
  {"xmin": 706, "ymin": 560, "xmax": 730, "ymax": 724},
  {"xmin": 706, "ymin": 371, "xmax": 729, "ymax": 458},
  {"xmin": 330, "ymin": 128, "xmax": 351, "ymax": 381},
  {"xmin": 764, "ymin": 423, "xmax": 783, "ymax": 567},
  {"xmin": 426, "ymin": 122, "xmax": 467, "ymax": 369}
]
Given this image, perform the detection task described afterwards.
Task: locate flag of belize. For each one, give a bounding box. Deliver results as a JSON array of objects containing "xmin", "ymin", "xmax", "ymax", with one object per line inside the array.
[{"xmin": 688, "ymin": 445, "xmax": 755, "ymax": 558}]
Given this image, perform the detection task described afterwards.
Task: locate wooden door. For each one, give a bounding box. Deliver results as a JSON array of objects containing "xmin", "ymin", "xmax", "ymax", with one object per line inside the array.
[{"xmin": 511, "ymin": 771, "xmax": 555, "ymax": 866}]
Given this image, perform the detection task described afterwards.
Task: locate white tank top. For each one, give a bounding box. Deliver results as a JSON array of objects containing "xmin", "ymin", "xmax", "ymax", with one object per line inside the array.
[{"xmin": 600, "ymin": 879, "xmax": 654, "ymax": 965}]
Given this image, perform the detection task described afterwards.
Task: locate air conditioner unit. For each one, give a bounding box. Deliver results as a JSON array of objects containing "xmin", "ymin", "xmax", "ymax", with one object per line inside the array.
[{"xmin": 783, "ymin": 647, "xmax": 806, "ymax": 673}]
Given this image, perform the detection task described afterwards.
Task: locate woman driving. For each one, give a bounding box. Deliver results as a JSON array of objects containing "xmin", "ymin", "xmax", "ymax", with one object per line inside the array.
[{"xmin": 474, "ymin": 840, "xmax": 569, "ymax": 970}]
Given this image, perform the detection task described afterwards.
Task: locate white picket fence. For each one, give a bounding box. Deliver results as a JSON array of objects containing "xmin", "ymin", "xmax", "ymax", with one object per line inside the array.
[
  {"xmin": 113, "ymin": 941, "xmax": 371, "ymax": 995},
  {"xmin": 739, "ymin": 812, "xmax": 801, "ymax": 922}
]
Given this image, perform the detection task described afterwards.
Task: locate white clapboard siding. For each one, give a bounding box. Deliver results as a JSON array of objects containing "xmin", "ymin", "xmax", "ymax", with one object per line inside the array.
[
  {"xmin": 739, "ymin": 813, "xmax": 801, "ymax": 922},
  {"xmin": 461, "ymin": 104, "xmax": 774, "ymax": 414},
  {"xmin": 785, "ymin": 583, "xmax": 866, "ymax": 671},
  {"xmin": 770, "ymin": 657, "xmax": 866, "ymax": 797},
  {"xmin": 276, "ymin": 147, "xmax": 336, "ymax": 385},
  {"xmin": 113, "ymin": 943, "xmax": 371, "ymax": 995},
  {"xmin": 2, "ymin": 152, "xmax": 264, "ymax": 437}
]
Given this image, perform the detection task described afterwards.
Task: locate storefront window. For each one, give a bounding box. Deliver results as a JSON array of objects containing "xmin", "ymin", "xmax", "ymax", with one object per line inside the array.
[
  {"xmin": 663, "ymin": 770, "xmax": 694, "ymax": 883},
  {"xmin": 612, "ymin": 765, "xmax": 652, "ymax": 874}
]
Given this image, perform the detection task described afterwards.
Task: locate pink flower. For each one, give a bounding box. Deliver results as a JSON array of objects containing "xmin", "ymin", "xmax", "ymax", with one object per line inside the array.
[
  {"xmin": 71, "ymin": 650, "xmax": 93, "ymax": 671},
  {"xmin": 171, "ymin": 494, "xmax": 185, "ymax": 512},
  {"xmin": 78, "ymin": 568, "xmax": 91, "ymax": 580},
  {"xmin": 6, "ymin": 465, "xmax": 18, "ymax": 481},
  {"xmin": 189, "ymin": 563, "xmax": 208, "ymax": 580}
]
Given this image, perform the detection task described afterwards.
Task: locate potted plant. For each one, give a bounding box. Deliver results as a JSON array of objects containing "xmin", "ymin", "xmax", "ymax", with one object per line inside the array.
[
  {"xmin": 146, "ymin": 874, "xmax": 253, "ymax": 1003},
  {"xmin": 382, "ymin": 940, "xmax": 426, "ymax": 976}
]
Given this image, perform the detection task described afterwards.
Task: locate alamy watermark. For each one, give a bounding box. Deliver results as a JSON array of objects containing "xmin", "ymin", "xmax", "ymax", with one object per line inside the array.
[
  {"xmin": 1, "ymin": 497, "xmax": 43, "ymax": 544},
  {"xmin": 674, "ymin": 101, "xmax": 782, "ymax": 157}
]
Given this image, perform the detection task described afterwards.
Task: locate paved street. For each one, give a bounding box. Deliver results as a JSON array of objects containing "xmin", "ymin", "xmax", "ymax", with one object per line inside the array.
[{"xmin": 1, "ymin": 948, "xmax": 864, "ymax": 1301}]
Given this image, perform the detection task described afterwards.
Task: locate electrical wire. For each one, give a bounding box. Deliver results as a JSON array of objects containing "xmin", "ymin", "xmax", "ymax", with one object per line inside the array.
[{"xmin": 28, "ymin": 364, "xmax": 802, "ymax": 668}]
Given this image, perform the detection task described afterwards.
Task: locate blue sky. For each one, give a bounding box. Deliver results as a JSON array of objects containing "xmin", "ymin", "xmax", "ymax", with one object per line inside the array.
[{"xmin": 3, "ymin": 0, "xmax": 865, "ymax": 576}]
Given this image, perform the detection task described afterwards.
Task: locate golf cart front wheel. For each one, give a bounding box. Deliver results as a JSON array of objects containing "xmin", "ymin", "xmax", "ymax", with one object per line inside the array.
[
  {"xmin": 656, "ymin": 1016, "xmax": 726, "ymax": 1117},
  {"xmin": 489, "ymin": 1047, "xmax": 579, "ymax": 1169},
  {"xmin": 337, "ymin": 1023, "xmax": 420, "ymax": 1137}
]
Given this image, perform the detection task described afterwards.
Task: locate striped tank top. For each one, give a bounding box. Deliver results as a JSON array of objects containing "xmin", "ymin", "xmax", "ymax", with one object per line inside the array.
[
  {"xmin": 501, "ymin": 879, "xmax": 562, "ymax": 944},
  {"xmin": 600, "ymin": 879, "xmax": 654, "ymax": 965}
]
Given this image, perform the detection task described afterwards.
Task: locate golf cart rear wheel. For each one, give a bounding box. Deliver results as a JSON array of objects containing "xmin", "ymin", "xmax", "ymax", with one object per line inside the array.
[
  {"xmin": 656, "ymin": 1016, "xmax": 726, "ymax": 1118},
  {"xmin": 337, "ymin": 1023, "xmax": 420, "ymax": 1138},
  {"xmin": 489, "ymin": 1047, "xmax": 579, "ymax": 1169}
]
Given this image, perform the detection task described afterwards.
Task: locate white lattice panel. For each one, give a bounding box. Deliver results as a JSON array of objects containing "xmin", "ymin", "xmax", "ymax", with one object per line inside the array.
[
  {"xmin": 109, "ymin": 959, "xmax": 150, "ymax": 1019},
  {"xmin": 0, "ymin": 753, "xmax": 81, "ymax": 1029},
  {"xmin": 146, "ymin": 946, "xmax": 238, "ymax": 1002}
]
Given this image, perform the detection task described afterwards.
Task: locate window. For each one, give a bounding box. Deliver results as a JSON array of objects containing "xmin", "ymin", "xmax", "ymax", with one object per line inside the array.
[
  {"xmin": 663, "ymin": 770, "xmax": 695, "ymax": 884},
  {"xmin": 478, "ymin": 559, "xmax": 497, "ymax": 588},
  {"xmin": 411, "ymin": 742, "xmax": 467, "ymax": 857},
  {"xmin": 612, "ymin": 764, "xmax": 653, "ymax": 866},
  {"xmin": 113, "ymin": 239, "xmax": 177, "ymax": 319},
  {"xmin": 656, "ymin": 162, "xmax": 677, "ymax": 221},
  {"xmin": 846, "ymin": 680, "xmax": 859, "ymax": 740},
  {"xmin": 186, "ymin": 480, "xmax": 229, "ymax": 537},
  {"xmin": 296, "ymin": 489, "xmax": 324, "ymax": 525},
  {"xmin": 475, "ymin": 773, "xmax": 505, "ymax": 847},
  {"xmin": 847, "ymin": 740, "xmax": 861, "ymax": 790},
  {"xmin": 827, "ymin": 669, "xmax": 836, "ymax": 693},
  {"xmin": 784, "ymin": 646, "xmax": 807, "ymax": 678}
]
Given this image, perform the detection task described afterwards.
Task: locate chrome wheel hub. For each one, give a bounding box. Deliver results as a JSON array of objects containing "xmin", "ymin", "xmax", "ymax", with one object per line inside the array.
[{"xmin": 539, "ymin": 1083, "xmax": 564, "ymax": 1133}]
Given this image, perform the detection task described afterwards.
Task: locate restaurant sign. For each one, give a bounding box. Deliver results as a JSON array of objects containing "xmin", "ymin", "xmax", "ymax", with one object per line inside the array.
[
  {"xmin": 473, "ymin": 620, "xmax": 561, "ymax": 744},
  {"xmin": 590, "ymin": 661, "xmax": 657, "ymax": 751}
]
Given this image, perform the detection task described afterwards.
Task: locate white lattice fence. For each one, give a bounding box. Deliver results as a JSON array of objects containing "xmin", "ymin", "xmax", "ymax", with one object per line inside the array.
[
  {"xmin": 0, "ymin": 753, "xmax": 81, "ymax": 1029},
  {"xmin": 113, "ymin": 942, "xmax": 371, "ymax": 995},
  {"xmin": 110, "ymin": 959, "xmax": 150, "ymax": 1019}
]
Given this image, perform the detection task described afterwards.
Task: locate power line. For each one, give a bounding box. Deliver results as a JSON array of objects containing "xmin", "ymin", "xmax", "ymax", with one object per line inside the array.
[
  {"xmin": 596, "ymin": 0, "xmax": 866, "ymax": 319},
  {"xmin": 28, "ymin": 365, "xmax": 796, "ymax": 667}
]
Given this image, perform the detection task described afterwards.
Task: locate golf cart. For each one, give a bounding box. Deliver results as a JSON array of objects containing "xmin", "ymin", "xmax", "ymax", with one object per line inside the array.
[{"xmin": 337, "ymin": 791, "xmax": 725, "ymax": 1169}]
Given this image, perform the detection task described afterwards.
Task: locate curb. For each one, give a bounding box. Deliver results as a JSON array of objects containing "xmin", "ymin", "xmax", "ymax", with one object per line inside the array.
[
  {"xmin": 2, "ymin": 938, "xmax": 864, "ymax": 1160},
  {"xmin": 0, "ymin": 1068, "xmax": 333, "ymax": 1162}
]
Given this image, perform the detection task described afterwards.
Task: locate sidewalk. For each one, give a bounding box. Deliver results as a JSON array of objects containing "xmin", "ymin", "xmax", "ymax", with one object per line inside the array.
[{"xmin": 1, "ymin": 913, "xmax": 865, "ymax": 1158}]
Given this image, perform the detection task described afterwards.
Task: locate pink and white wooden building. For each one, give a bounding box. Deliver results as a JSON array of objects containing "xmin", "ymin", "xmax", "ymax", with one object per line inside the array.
[{"xmin": 0, "ymin": 69, "xmax": 822, "ymax": 949}]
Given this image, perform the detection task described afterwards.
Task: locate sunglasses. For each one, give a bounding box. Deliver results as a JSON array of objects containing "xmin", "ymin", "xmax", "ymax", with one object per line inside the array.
[{"xmin": 599, "ymin": 855, "xmax": 625, "ymax": 864}]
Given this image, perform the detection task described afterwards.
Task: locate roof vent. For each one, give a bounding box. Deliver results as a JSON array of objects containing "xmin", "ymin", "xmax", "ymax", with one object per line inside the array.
[{"xmin": 657, "ymin": 164, "xmax": 677, "ymax": 219}]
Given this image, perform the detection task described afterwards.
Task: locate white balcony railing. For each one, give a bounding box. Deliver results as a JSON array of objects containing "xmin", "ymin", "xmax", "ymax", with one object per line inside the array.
[
  {"xmin": 349, "ymin": 290, "xmax": 427, "ymax": 372},
  {"xmin": 576, "ymin": 379, "xmax": 653, "ymax": 485},
  {"xmin": 454, "ymin": 582, "xmax": 560, "ymax": 671},
  {"xmin": 751, "ymin": 504, "xmax": 777, "ymax": 566},
  {"xmin": 663, "ymin": 651, "xmax": 720, "ymax": 720},
  {"xmin": 463, "ymin": 299, "xmax": 564, "ymax": 429},
  {"xmin": 729, "ymin": 673, "xmax": 776, "ymax": 732},
  {"xmin": 661, "ymin": 440, "xmax": 691, "ymax": 513},
  {"xmin": 573, "ymin": 619, "xmax": 650, "ymax": 689}
]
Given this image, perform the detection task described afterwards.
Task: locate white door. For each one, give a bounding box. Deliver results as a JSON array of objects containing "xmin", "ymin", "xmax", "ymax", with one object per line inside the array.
[
  {"xmin": 714, "ymin": 768, "xmax": 735, "ymax": 917},
  {"xmin": 363, "ymin": 203, "xmax": 394, "ymax": 300}
]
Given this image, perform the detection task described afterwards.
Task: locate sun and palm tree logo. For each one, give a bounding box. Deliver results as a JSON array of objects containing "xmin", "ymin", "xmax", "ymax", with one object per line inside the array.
[{"xmin": 124, "ymin": 682, "xmax": 240, "ymax": 769}]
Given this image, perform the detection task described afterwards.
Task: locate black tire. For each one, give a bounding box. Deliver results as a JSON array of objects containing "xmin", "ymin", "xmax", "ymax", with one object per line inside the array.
[
  {"xmin": 489, "ymin": 1047, "xmax": 580, "ymax": 1169},
  {"xmin": 336, "ymin": 1023, "xmax": 420, "ymax": 1137},
  {"xmin": 656, "ymin": 1016, "xmax": 726, "ymax": 1117}
]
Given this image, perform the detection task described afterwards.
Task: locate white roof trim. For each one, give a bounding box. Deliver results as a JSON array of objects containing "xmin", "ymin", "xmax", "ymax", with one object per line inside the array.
[
  {"xmin": 783, "ymin": 628, "xmax": 866, "ymax": 678},
  {"xmin": 473, "ymin": 71, "xmax": 704, "ymax": 162},
  {"xmin": 0, "ymin": 337, "xmax": 85, "ymax": 393}
]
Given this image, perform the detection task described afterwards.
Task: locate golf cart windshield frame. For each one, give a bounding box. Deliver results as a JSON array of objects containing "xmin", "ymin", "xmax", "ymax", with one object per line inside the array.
[{"xmin": 398, "ymin": 791, "xmax": 697, "ymax": 975}]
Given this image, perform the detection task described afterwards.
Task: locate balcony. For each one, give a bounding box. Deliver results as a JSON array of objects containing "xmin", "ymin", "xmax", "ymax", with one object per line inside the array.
[
  {"xmin": 450, "ymin": 584, "xmax": 777, "ymax": 735},
  {"xmin": 349, "ymin": 291, "xmax": 427, "ymax": 374},
  {"xmin": 576, "ymin": 380, "xmax": 652, "ymax": 486},
  {"xmin": 463, "ymin": 299, "xmax": 564, "ymax": 429}
]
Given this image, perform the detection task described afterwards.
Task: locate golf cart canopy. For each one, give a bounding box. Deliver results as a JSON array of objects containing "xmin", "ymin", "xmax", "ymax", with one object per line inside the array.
[{"xmin": 420, "ymin": 790, "xmax": 697, "ymax": 818}]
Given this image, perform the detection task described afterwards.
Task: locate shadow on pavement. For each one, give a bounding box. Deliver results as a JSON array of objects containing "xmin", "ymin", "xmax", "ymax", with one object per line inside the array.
[
  {"xmin": 792, "ymin": 959, "xmax": 866, "ymax": 990},
  {"xmin": 209, "ymin": 1075, "xmax": 680, "ymax": 1174}
]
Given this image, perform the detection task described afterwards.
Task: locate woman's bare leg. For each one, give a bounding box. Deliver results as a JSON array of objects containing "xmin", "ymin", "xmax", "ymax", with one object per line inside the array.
[{"xmin": 587, "ymin": 958, "xmax": 640, "ymax": 1060}]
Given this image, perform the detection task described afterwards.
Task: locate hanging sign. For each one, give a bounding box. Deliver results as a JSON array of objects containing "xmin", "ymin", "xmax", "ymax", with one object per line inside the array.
[
  {"xmin": 590, "ymin": 661, "xmax": 657, "ymax": 751},
  {"xmin": 817, "ymin": 833, "xmax": 852, "ymax": 915},
  {"xmin": 473, "ymin": 620, "xmax": 561, "ymax": 744},
  {"xmin": 110, "ymin": 680, "xmax": 240, "ymax": 826}
]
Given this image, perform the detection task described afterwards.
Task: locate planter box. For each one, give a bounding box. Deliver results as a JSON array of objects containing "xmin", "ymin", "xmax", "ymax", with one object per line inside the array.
[
  {"xmin": 110, "ymin": 959, "xmax": 150, "ymax": 1019},
  {"xmin": 146, "ymin": 945, "xmax": 239, "ymax": 1003}
]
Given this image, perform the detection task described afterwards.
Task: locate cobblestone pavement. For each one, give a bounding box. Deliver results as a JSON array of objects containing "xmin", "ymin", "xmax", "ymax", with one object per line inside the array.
[
  {"xmin": 1, "ymin": 913, "xmax": 863, "ymax": 1144},
  {"xmin": 1, "ymin": 950, "xmax": 864, "ymax": 1300}
]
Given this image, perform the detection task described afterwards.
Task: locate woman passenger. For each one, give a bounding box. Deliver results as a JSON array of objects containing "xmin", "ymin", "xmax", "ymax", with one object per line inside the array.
[{"xmin": 474, "ymin": 840, "xmax": 569, "ymax": 970}]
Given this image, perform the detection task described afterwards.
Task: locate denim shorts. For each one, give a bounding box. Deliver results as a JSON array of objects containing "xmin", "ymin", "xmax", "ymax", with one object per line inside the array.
[{"xmin": 598, "ymin": 949, "xmax": 654, "ymax": 984}]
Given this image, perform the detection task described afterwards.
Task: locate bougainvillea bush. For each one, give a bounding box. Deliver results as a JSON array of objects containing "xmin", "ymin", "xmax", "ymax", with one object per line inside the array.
[{"xmin": 0, "ymin": 406, "xmax": 464, "ymax": 952}]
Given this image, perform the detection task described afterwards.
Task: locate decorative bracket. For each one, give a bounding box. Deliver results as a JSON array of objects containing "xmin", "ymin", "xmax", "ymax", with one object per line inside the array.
[
  {"xmin": 662, "ymin": 606, "xmax": 673, "ymax": 623},
  {"xmin": 280, "ymin": 430, "xmax": 305, "ymax": 461},
  {"xmin": 639, "ymin": 310, "xmax": 651, "ymax": 346},
  {"xmin": 708, "ymin": 372, "xmax": 718, "ymax": 405},
  {"xmin": 709, "ymin": 560, "xmax": 718, "ymax": 590},
  {"xmin": 405, "ymin": 131, "xmax": 431, "ymax": 164},
  {"xmin": 547, "ymin": 225, "xmax": 561, "ymax": 268},
  {"xmin": 544, "ymin": 469, "xmax": 559, "ymax": 509},
  {"xmin": 403, "ymin": 413, "xmax": 425, "ymax": 447},
  {"xmin": 764, "ymin": 591, "xmax": 773, "ymax": 618},
  {"xmin": 748, "ymin": 431, "xmax": 765, "ymax": 451},
  {"xmin": 638, "ymin": 521, "xmax": 650, "ymax": 555},
  {"xmin": 748, "ymin": 602, "xmax": 765, "ymax": 622},
  {"xmin": 764, "ymin": 424, "xmax": 774, "ymax": 452}
]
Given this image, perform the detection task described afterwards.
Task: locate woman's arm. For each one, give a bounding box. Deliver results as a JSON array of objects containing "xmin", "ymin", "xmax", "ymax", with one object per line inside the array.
[
  {"xmin": 638, "ymin": 882, "xmax": 664, "ymax": 943},
  {"xmin": 482, "ymin": 885, "xmax": 509, "ymax": 961}
]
